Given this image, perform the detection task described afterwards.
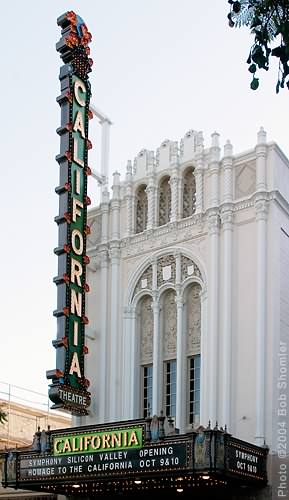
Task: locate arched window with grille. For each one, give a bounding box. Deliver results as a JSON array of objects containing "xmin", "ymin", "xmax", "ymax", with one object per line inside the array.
[
  {"xmin": 182, "ymin": 167, "xmax": 196, "ymax": 218},
  {"xmin": 158, "ymin": 176, "xmax": 171, "ymax": 226},
  {"xmin": 135, "ymin": 185, "xmax": 148, "ymax": 233}
]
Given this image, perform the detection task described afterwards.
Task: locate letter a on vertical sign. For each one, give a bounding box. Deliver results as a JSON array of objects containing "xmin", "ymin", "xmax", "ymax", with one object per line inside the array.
[{"xmin": 46, "ymin": 11, "xmax": 93, "ymax": 415}]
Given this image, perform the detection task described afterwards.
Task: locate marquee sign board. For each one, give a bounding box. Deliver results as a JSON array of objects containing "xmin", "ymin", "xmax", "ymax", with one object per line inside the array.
[
  {"xmin": 225, "ymin": 436, "xmax": 268, "ymax": 482},
  {"xmin": 46, "ymin": 11, "xmax": 93, "ymax": 415},
  {"xmin": 19, "ymin": 442, "xmax": 188, "ymax": 481},
  {"xmin": 2, "ymin": 422, "xmax": 268, "ymax": 490}
]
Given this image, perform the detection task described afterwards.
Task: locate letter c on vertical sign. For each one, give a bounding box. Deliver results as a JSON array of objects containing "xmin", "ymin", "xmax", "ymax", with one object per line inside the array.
[{"xmin": 74, "ymin": 80, "xmax": 86, "ymax": 107}]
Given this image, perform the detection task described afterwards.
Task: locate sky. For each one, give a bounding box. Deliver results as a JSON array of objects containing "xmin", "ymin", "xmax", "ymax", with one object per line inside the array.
[{"xmin": 1, "ymin": 0, "xmax": 288, "ymax": 408}]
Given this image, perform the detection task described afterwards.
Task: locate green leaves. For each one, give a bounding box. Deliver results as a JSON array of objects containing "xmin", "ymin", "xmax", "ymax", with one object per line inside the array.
[
  {"xmin": 227, "ymin": 0, "xmax": 289, "ymax": 92},
  {"xmin": 248, "ymin": 63, "xmax": 257, "ymax": 73},
  {"xmin": 250, "ymin": 76, "xmax": 259, "ymax": 90}
]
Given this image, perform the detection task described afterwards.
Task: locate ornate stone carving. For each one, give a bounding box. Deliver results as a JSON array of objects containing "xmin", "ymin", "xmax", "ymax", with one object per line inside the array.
[
  {"xmin": 220, "ymin": 208, "xmax": 234, "ymax": 231},
  {"xmin": 157, "ymin": 255, "xmax": 176, "ymax": 287},
  {"xmin": 136, "ymin": 185, "xmax": 148, "ymax": 233},
  {"xmin": 181, "ymin": 256, "xmax": 202, "ymax": 281},
  {"xmin": 134, "ymin": 265, "xmax": 153, "ymax": 297},
  {"xmin": 255, "ymin": 198, "xmax": 269, "ymax": 221},
  {"xmin": 208, "ymin": 212, "xmax": 220, "ymax": 235},
  {"xmin": 182, "ymin": 168, "xmax": 196, "ymax": 218},
  {"xmin": 139, "ymin": 296, "xmax": 153, "ymax": 365},
  {"xmin": 186, "ymin": 283, "xmax": 201, "ymax": 355},
  {"xmin": 87, "ymin": 218, "xmax": 102, "ymax": 248},
  {"xmin": 158, "ymin": 177, "xmax": 171, "ymax": 226},
  {"xmin": 163, "ymin": 290, "xmax": 177, "ymax": 359}
]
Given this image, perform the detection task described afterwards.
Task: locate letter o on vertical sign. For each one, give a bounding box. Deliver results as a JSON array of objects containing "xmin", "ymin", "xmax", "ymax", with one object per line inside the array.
[{"xmin": 71, "ymin": 229, "xmax": 84, "ymax": 255}]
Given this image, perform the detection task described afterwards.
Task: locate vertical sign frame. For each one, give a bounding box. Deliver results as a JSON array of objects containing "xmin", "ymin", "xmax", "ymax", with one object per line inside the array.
[{"xmin": 47, "ymin": 11, "xmax": 93, "ymax": 415}]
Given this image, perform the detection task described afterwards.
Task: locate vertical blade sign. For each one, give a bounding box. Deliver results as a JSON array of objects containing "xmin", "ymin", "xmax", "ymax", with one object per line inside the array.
[{"xmin": 46, "ymin": 11, "xmax": 93, "ymax": 415}]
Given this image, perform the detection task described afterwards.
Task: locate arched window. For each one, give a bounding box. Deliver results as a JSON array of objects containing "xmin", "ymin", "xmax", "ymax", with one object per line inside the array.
[
  {"xmin": 135, "ymin": 185, "xmax": 148, "ymax": 233},
  {"xmin": 132, "ymin": 254, "xmax": 203, "ymax": 428},
  {"xmin": 158, "ymin": 176, "xmax": 171, "ymax": 226},
  {"xmin": 182, "ymin": 167, "xmax": 196, "ymax": 218}
]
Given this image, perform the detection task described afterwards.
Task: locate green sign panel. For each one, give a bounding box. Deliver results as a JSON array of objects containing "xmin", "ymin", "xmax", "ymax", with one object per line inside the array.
[
  {"xmin": 47, "ymin": 11, "xmax": 93, "ymax": 415},
  {"xmin": 53, "ymin": 427, "xmax": 143, "ymax": 456}
]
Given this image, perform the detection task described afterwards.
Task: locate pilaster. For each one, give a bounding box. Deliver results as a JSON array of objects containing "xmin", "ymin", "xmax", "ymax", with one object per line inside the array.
[
  {"xmin": 255, "ymin": 127, "xmax": 267, "ymax": 193},
  {"xmin": 122, "ymin": 305, "xmax": 137, "ymax": 419},
  {"xmin": 109, "ymin": 243, "xmax": 121, "ymax": 421},
  {"xmin": 195, "ymin": 142, "xmax": 204, "ymax": 214},
  {"xmin": 111, "ymin": 171, "xmax": 121, "ymax": 240},
  {"xmin": 152, "ymin": 294, "xmax": 160, "ymax": 415},
  {"xmin": 220, "ymin": 139, "xmax": 234, "ymax": 430},
  {"xmin": 170, "ymin": 144, "xmax": 179, "ymax": 223},
  {"xmin": 125, "ymin": 160, "xmax": 133, "ymax": 236},
  {"xmin": 100, "ymin": 187, "xmax": 109, "ymax": 244},
  {"xmin": 170, "ymin": 169, "xmax": 179, "ymax": 223},
  {"xmin": 209, "ymin": 132, "xmax": 221, "ymax": 208},
  {"xmin": 207, "ymin": 209, "xmax": 220, "ymax": 424},
  {"xmin": 176, "ymin": 292, "xmax": 185, "ymax": 433},
  {"xmin": 145, "ymin": 151, "xmax": 156, "ymax": 231},
  {"xmin": 255, "ymin": 196, "xmax": 268, "ymax": 445},
  {"xmin": 200, "ymin": 287, "xmax": 208, "ymax": 425},
  {"xmin": 99, "ymin": 248, "xmax": 109, "ymax": 422}
]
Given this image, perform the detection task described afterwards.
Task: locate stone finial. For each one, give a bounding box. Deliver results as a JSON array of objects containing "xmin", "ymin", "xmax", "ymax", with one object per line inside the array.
[
  {"xmin": 211, "ymin": 131, "xmax": 220, "ymax": 148},
  {"xmin": 126, "ymin": 160, "xmax": 133, "ymax": 183},
  {"xmin": 210, "ymin": 132, "xmax": 221, "ymax": 164},
  {"xmin": 101, "ymin": 185, "xmax": 109, "ymax": 203},
  {"xmin": 224, "ymin": 139, "xmax": 233, "ymax": 158},
  {"xmin": 197, "ymin": 131, "xmax": 204, "ymax": 148},
  {"xmin": 126, "ymin": 160, "xmax": 132, "ymax": 175},
  {"xmin": 257, "ymin": 126, "xmax": 267, "ymax": 145},
  {"xmin": 113, "ymin": 171, "xmax": 120, "ymax": 185}
]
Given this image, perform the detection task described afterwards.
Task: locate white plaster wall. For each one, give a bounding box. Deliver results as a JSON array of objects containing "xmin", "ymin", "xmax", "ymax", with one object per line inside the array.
[
  {"xmin": 231, "ymin": 216, "xmax": 257, "ymax": 443},
  {"xmin": 83, "ymin": 131, "xmax": 289, "ymax": 474}
]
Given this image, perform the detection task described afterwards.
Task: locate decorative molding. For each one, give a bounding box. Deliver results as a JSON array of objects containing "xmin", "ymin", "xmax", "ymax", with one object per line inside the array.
[{"xmin": 255, "ymin": 199, "xmax": 269, "ymax": 221}]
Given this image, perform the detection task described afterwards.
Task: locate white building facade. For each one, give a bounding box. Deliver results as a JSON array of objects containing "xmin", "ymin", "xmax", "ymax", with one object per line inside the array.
[{"xmin": 81, "ymin": 128, "xmax": 289, "ymax": 497}]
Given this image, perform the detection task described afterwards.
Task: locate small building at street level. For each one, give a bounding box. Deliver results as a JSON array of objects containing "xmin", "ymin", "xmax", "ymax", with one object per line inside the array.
[{"xmin": 1, "ymin": 10, "xmax": 288, "ymax": 500}]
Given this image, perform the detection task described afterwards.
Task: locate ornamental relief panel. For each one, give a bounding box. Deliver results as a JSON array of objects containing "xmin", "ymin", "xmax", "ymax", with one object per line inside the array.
[
  {"xmin": 235, "ymin": 161, "xmax": 256, "ymax": 199},
  {"xmin": 162, "ymin": 290, "xmax": 177, "ymax": 360},
  {"xmin": 87, "ymin": 218, "xmax": 102, "ymax": 248},
  {"xmin": 134, "ymin": 265, "xmax": 153, "ymax": 296},
  {"xmin": 157, "ymin": 255, "xmax": 176, "ymax": 287},
  {"xmin": 186, "ymin": 283, "xmax": 201, "ymax": 355},
  {"xmin": 181, "ymin": 256, "xmax": 202, "ymax": 281},
  {"xmin": 139, "ymin": 296, "xmax": 153, "ymax": 365},
  {"xmin": 182, "ymin": 168, "xmax": 196, "ymax": 218}
]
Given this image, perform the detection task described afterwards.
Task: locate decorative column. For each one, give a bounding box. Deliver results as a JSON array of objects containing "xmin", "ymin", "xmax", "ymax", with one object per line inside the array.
[
  {"xmin": 109, "ymin": 245, "xmax": 121, "ymax": 421},
  {"xmin": 100, "ymin": 187, "xmax": 109, "ymax": 244},
  {"xmin": 99, "ymin": 249, "xmax": 108, "ymax": 422},
  {"xmin": 207, "ymin": 131, "xmax": 220, "ymax": 425},
  {"xmin": 147, "ymin": 152, "xmax": 156, "ymax": 230},
  {"xmin": 109, "ymin": 172, "xmax": 121, "ymax": 421},
  {"xmin": 175, "ymin": 253, "xmax": 185, "ymax": 432},
  {"xmin": 170, "ymin": 143, "xmax": 179, "ymax": 223},
  {"xmin": 195, "ymin": 134, "xmax": 204, "ymax": 214},
  {"xmin": 221, "ymin": 139, "xmax": 234, "ymax": 430},
  {"xmin": 255, "ymin": 127, "xmax": 268, "ymax": 446},
  {"xmin": 200, "ymin": 287, "xmax": 209, "ymax": 425},
  {"xmin": 151, "ymin": 258, "xmax": 160, "ymax": 415},
  {"xmin": 125, "ymin": 161, "xmax": 133, "ymax": 236},
  {"xmin": 111, "ymin": 171, "xmax": 120, "ymax": 240},
  {"xmin": 122, "ymin": 306, "xmax": 137, "ymax": 419}
]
